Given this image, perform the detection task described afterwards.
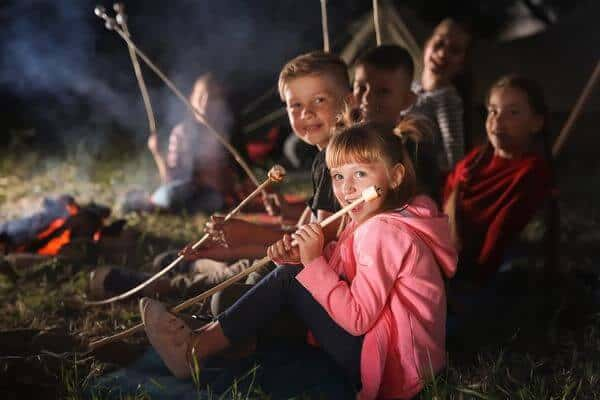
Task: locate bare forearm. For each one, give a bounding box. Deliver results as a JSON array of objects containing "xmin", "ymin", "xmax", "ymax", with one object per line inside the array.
[{"xmin": 150, "ymin": 150, "xmax": 169, "ymax": 184}]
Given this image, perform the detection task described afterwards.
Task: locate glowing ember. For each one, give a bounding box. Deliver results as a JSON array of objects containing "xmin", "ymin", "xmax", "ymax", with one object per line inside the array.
[{"xmin": 37, "ymin": 229, "xmax": 71, "ymax": 256}]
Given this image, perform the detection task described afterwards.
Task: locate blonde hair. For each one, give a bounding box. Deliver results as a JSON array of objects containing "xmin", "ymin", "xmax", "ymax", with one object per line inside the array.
[
  {"xmin": 326, "ymin": 117, "xmax": 427, "ymax": 209},
  {"xmin": 278, "ymin": 51, "xmax": 350, "ymax": 100}
]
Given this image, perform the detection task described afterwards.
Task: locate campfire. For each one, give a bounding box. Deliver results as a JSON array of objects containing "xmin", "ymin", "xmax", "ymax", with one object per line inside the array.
[{"xmin": 5, "ymin": 198, "xmax": 118, "ymax": 257}]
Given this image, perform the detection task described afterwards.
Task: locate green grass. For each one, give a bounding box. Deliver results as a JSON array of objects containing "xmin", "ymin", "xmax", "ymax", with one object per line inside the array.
[{"xmin": 1, "ymin": 143, "xmax": 599, "ymax": 399}]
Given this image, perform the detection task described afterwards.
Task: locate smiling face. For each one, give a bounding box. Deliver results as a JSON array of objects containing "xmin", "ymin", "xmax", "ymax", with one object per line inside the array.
[
  {"xmin": 423, "ymin": 22, "xmax": 469, "ymax": 85},
  {"xmin": 486, "ymin": 86, "xmax": 543, "ymax": 159},
  {"xmin": 330, "ymin": 160, "xmax": 404, "ymax": 225},
  {"xmin": 283, "ymin": 74, "xmax": 347, "ymax": 150},
  {"xmin": 353, "ymin": 64, "xmax": 413, "ymax": 124}
]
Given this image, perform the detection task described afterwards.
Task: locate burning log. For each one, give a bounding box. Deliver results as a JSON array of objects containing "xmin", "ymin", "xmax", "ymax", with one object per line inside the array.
[{"xmin": 0, "ymin": 196, "xmax": 117, "ymax": 263}]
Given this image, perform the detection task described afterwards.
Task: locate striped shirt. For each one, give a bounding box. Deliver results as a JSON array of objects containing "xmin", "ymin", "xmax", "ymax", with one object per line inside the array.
[{"xmin": 412, "ymin": 81, "xmax": 465, "ymax": 171}]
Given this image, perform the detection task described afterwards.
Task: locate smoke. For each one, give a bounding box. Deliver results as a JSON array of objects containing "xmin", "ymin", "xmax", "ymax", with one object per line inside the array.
[
  {"xmin": 0, "ymin": 0, "xmax": 145, "ymax": 145},
  {"xmin": 0, "ymin": 0, "xmax": 360, "ymax": 204},
  {"xmin": 0, "ymin": 0, "xmax": 328, "ymax": 147}
]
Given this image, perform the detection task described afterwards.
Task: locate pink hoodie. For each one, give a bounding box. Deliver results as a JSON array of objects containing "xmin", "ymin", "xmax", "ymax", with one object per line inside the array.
[{"xmin": 296, "ymin": 195, "xmax": 457, "ymax": 399}]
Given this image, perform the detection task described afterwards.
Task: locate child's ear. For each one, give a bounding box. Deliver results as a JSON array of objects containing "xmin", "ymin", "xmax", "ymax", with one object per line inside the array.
[{"xmin": 390, "ymin": 163, "xmax": 405, "ymax": 189}]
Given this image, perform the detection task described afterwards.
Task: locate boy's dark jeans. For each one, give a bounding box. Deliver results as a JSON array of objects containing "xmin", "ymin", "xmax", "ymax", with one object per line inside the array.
[{"xmin": 218, "ymin": 264, "xmax": 363, "ymax": 385}]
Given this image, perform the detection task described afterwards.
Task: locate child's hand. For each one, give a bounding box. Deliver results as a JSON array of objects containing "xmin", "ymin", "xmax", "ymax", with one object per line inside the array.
[
  {"xmin": 267, "ymin": 234, "xmax": 300, "ymax": 265},
  {"xmin": 178, "ymin": 243, "xmax": 205, "ymax": 260},
  {"xmin": 292, "ymin": 224, "xmax": 324, "ymax": 265},
  {"xmin": 147, "ymin": 131, "xmax": 159, "ymax": 154}
]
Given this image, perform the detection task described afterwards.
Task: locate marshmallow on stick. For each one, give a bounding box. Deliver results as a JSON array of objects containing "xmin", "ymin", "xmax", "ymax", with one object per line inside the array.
[{"xmin": 88, "ymin": 185, "xmax": 381, "ymax": 350}]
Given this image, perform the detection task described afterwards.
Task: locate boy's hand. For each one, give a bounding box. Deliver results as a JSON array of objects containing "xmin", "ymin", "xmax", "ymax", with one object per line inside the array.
[
  {"xmin": 292, "ymin": 224, "xmax": 324, "ymax": 265},
  {"xmin": 267, "ymin": 234, "xmax": 300, "ymax": 265}
]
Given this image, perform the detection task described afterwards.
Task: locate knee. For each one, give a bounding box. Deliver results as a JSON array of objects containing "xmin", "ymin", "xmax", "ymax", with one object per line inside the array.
[
  {"xmin": 150, "ymin": 184, "xmax": 175, "ymax": 208},
  {"xmin": 270, "ymin": 264, "xmax": 301, "ymax": 283},
  {"xmin": 210, "ymin": 283, "xmax": 253, "ymax": 317}
]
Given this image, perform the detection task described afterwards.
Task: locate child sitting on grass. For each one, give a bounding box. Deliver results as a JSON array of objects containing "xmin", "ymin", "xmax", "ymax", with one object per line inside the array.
[
  {"xmin": 140, "ymin": 118, "xmax": 457, "ymax": 400},
  {"xmin": 444, "ymin": 74, "xmax": 554, "ymax": 283},
  {"xmin": 443, "ymin": 75, "xmax": 556, "ymax": 337}
]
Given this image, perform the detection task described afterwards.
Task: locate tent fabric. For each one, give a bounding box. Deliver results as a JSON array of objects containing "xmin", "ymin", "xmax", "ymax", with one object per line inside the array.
[{"xmin": 471, "ymin": 0, "xmax": 600, "ymax": 111}]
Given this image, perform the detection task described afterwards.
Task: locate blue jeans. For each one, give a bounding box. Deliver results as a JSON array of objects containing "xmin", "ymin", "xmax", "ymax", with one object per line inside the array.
[
  {"xmin": 217, "ymin": 265, "xmax": 363, "ymax": 385},
  {"xmin": 151, "ymin": 179, "xmax": 223, "ymax": 213}
]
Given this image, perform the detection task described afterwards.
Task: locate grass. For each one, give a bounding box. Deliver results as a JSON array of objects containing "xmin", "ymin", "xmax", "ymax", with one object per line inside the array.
[{"xmin": 1, "ymin": 141, "xmax": 599, "ymax": 399}]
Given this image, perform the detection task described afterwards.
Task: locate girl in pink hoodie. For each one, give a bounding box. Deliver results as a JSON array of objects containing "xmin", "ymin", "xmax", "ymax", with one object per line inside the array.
[{"xmin": 140, "ymin": 120, "xmax": 457, "ymax": 399}]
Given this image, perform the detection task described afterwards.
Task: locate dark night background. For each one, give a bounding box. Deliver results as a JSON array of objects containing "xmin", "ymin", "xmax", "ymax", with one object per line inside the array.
[{"xmin": 0, "ymin": 0, "xmax": 596, "ymax": 163}]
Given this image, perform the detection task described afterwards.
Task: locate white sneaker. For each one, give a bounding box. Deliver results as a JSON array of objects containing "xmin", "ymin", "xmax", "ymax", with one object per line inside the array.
[{"xmin": 140, "ymin": 297, "xmax": 193, "ymax": 378}]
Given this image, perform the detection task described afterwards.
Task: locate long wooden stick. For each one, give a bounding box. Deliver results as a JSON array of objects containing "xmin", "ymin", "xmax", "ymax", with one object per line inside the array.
[
  {"xmin": 94, "ymin": 9, "xmax": 263, "ymax": 192},
  {"xmin": 85, "ymin": 165, "xmax": 286, "ymax": 306},
  {"xmin": 373, "ymin": 0, "xmax": 382, "ymax": 46},
  {"xmin": 320, "ymin": 0, "xmax": 330, "ymax": 53},
  {"xmin": 114, "ymin": 3, "xmax": 157, "ymax": 135},
  {"xmin": 88, "ymin": 186, "xmax": 381, "ymax": 350},
  {"xmin": 552, "ymin": 60, "xmax": 600, "ymax": 158}
]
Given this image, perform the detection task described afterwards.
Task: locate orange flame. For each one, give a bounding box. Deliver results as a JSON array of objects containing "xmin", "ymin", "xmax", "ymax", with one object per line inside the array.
[
  {"xmin": 37, "ymin": 229, "xmax": 71, "ymax": 256},
  {"xmin": 34, "ymin": 203, "xmax": 79, "ymax": 255},
  {"xmin": 36, "ymin": 218, "xmax": 67, "ymax": 240}
]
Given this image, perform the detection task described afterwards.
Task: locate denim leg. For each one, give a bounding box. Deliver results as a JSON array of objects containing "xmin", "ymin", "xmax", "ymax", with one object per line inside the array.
[{"xmin": 218, "ymin": 265, "xmax": 363, "ymax": 383}]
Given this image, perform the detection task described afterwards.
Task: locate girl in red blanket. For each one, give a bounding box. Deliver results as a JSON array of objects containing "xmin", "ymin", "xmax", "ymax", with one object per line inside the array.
[
  {"xmin": 443, "ymin": 75, "xmax": 555, "ymax": 284},
  {"xmin": 139, "ymin": 119, "xmax": 457, "ymax": 399}
]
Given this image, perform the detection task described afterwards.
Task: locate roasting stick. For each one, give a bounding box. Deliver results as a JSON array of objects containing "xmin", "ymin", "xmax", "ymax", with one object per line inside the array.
[
  {"xmin": 320, "ymin": 0, "xmax": 330, "ymax": 52},
  {"xmin": 88, "ymin": 186, "xmax": 381, "ymax": 350},
  {"xmin": 85, "ymin": 165, "xmax": 286, "ymax": 306},
  {"xmin": 93, "ymin": 7, "xmax": 262, "ymax": 191},
  {"xmin": 113, "ymin": 3, "xmax": 157, "ymax": 136},
  {"xmin": 373, "ymin": 0, "xmax": 382, "ymax": 46},
  {"xmin": 552, "ymin": 60, "xmax": 600, "ymax": 158}
]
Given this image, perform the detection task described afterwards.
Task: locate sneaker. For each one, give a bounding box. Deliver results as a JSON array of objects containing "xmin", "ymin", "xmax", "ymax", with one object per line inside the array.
[{"xmin": 139, "ymin": 297, "xmax": 193, "ymax": 378}]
